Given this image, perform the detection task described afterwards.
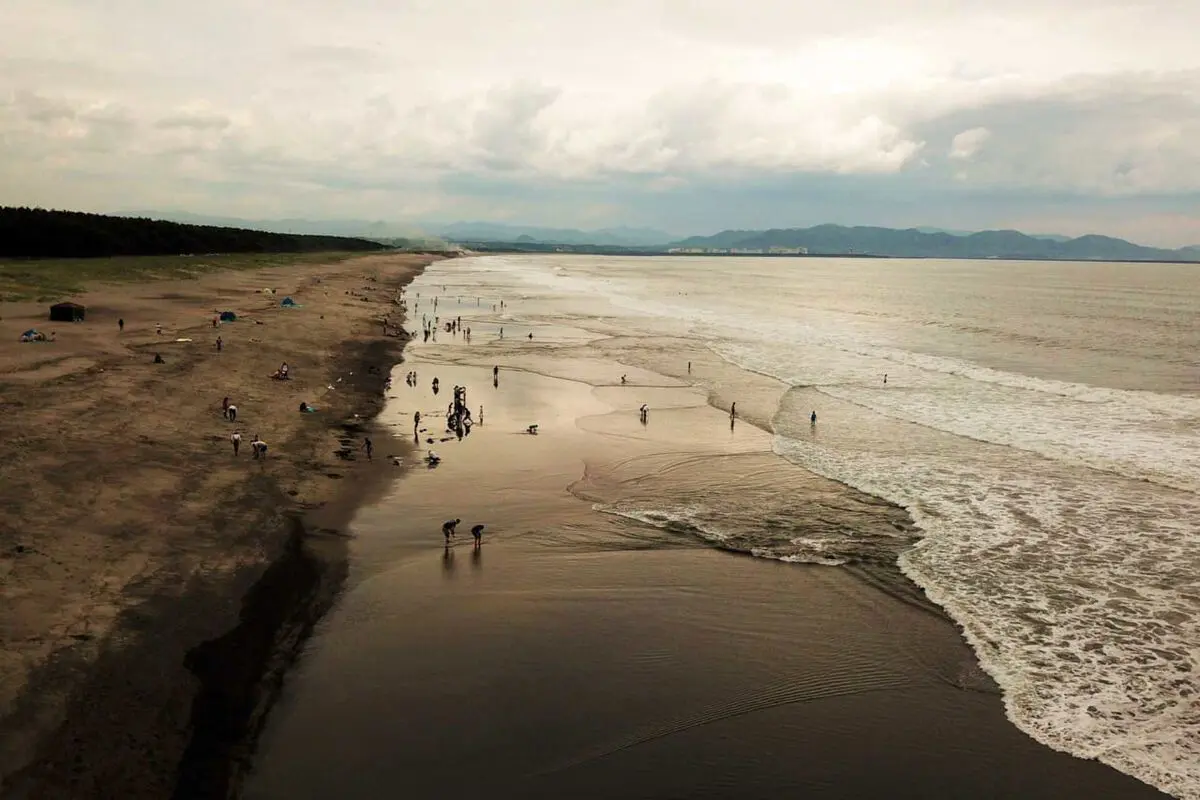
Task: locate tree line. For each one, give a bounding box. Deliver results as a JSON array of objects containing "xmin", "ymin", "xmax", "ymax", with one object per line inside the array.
[{"xmin": 0, "ymin": 207, "xmax": 388, "ymax": 258}]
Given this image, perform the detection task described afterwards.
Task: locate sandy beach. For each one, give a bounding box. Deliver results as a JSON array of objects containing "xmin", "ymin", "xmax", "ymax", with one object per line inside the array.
[
  {"xmin": 0, "ymin": 252, "xmax": 434, "ymax": 798},
  {"xmin": 245, "ymin": 340, "xmax": 1167, "ymax": 797}
]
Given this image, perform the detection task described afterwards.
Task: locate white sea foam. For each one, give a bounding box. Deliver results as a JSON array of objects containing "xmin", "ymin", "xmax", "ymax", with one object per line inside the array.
[
  {"xmin": 771, "ymin": 433, "xmax": 1200, "ymax": 799},
  {"xmin": 596, "ymin": 503, "xmax": 852, "ymax": 566}
]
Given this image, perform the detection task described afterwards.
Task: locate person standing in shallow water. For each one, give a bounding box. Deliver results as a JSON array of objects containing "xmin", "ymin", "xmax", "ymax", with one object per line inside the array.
[{"xmin": 362, "ymin": 437, "xmax": 373, "ymax": 461}]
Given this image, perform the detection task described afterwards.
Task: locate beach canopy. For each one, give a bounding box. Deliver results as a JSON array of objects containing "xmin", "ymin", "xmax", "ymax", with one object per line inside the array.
[
  {"xmin": 280, "ymin": 297, "xmax": 298, "ymax": 307},
  {"xmin": 219, "ymin": 311, "xmax": 237, "ymax": 321},
  {"xmin": 22, "ymin": 329, "xmax": 39, "ymax": 338},
  {"xmin": 49, "ymin": 301, "xmax": 85, "ymax": 322}
]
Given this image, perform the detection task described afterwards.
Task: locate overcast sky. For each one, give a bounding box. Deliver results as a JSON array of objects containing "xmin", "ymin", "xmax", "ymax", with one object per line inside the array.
[{"xmin": 1, "ymin": 0, "xmax": 1198, "ymax": 245}]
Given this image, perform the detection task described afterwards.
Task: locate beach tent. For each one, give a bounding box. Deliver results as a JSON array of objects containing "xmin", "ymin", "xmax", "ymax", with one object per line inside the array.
[
  {"xmin": 280, "ymin": 297, "xmax": 298, "ymax": 307},
  {"xmin": 49, "ymin": 302, "xmax": 85, "ymax": 322},
  {"xmin": 219, "ymin": 311, "xmax": 237, "ymax": 322},
  {"xmin": 21, "ymin": 329, "xmax": 40, "ymax": 339}
]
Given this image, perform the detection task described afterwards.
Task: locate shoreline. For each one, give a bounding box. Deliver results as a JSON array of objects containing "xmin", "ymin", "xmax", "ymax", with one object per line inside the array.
[
  {"xmin": 245, "ymin": 345, "xmax": 1166, "ymax": 799},
  {"xmin": 0, "ymin": 253, "xmax": 434, "ymax": 799},
  {"xmin": 171, "ymin": 336, "xmax": 420, "ymax": 800}
]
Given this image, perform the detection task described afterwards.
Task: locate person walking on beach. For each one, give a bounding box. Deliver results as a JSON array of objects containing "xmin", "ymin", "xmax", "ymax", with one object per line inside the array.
[
  {"xmin": 230, "ymin": 431, "xmax": 241, "ymax": 455},
  {"xmin": 443, "ymin": 518, "xmax": 461, "ymax": 543},
  {"xmin": 413, "ymin": 410, "xmax": 421, "ymax": 435},
  {"xmin": 216, "ymin": 336, "xmax": 223, "ymax": 352},
  {"xmin": 493, "ymin": 365, "xmax": 499, "ymax": 381},
  {"xmin": 688, "ymin": 361, "xmax": 691, "ymax": 374},
  {"xmin": 639, "ymin": 404, "xmax": 649, "ymax": 424},
  {"xmin": 362, "ymin": 437, "xmax": 373, "ymax": 461},
  {"xmin": 883, "ymin": 373, "xmax": 888, "ymax": 384},
  {"xmin": 471, "ymin": 524, "xmax": 485, "ymax": 546},
  {"xmin": 118, "ymin": 318, "xmax": 124, "ymax": 332},
  {"xmin": 730, "ymin": 402, "xmax": 736, "ymax": 419},
  {"xmin": 222, "ymin": 396, "xmax": 231, "ymax": 418},
  {"xmin": 810, "ymin": 410, "xmax": 817, "ymax": 424}
]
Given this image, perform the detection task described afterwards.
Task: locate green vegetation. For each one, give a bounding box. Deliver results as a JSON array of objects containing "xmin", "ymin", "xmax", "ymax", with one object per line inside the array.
[
  {"xmin": 0, "ymin": 207, "xmax": 388, "ymax": 259},
  {"xmin": 0, "ymin": 252, "xmax": 366, "ymax": 302}
]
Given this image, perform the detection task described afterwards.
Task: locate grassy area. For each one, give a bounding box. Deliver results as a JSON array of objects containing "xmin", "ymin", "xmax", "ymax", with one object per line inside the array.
[{"xmin": 0, "ymin": 252, "xmax": 371, "ymax": 302}]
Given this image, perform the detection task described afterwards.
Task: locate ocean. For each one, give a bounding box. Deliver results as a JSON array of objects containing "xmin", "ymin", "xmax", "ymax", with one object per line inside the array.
[
  {"xmin": 414, "ymin": 254, "xmax": 1199, "ymax": 798},
  {"xmin": 246, "ymin": 254, "xmax": 1198, "ymax": 800}
]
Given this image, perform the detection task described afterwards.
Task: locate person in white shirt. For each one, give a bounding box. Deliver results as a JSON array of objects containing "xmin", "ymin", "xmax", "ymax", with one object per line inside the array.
[{"xmin": 230, "ymin": 431, "xmax": 241, "ymax": 455}]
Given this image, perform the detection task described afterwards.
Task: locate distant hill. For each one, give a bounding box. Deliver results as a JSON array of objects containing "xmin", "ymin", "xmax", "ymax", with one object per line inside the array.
[
  {"xmin": 438, "ymin": 221, "xmax": 676, "ymax": 247},
  {"xmin": 1, "ymin": 207, "xmax": 387, "ymax": 258},
  {"xmin": 672, "ymin": 224, "xmax": 1198, "ymax": 262},
  {"xmin": 913, "ymin": 226, "xmax": 975, "ymax": 236}
]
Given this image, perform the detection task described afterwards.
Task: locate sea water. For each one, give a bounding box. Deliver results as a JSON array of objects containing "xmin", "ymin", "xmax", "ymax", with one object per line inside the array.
[{"xmin": 414, "ymin": 253, "xmax": 1200, "ymax": 799}]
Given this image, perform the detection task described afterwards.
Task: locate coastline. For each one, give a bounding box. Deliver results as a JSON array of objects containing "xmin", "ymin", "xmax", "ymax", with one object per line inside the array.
[
  {"xmin": 0, "ymin": 253, "xmax": 434, "ymax": 799},
  {"xmin": 245, "ymin": 347, "xmax": 1167, "ymax": 799}
]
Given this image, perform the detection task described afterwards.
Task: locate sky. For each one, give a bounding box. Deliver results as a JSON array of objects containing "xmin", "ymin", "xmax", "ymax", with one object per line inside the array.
[{"xmin": 1, "ymin": 0, "xmax": 1198, "ymax": 246}]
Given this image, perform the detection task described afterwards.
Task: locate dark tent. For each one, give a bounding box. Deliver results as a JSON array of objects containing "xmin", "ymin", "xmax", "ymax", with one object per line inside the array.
[
  {"xmin": 49, "ymin": 302, "xmax": 85, "ymax": 322},
  {"xmin": 280, "ymin": 296, "xmax": 298, "ymax": 307},
  {"xmin": 219, "ymin": 311, "xmax": 237, "ymax": 322}
]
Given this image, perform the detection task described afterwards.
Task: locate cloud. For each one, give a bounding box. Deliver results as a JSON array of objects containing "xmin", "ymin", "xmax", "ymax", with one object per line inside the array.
[
  {"xmin": 155, "ymin": 112, "xmax": 231, "ymax": 131},
  {"xmin": 0, "ymin": 0, "xmax": 1198, "ymax": 245},
  {"xmin": 917, "ymin": 74, "xmax": 1200, "ymax": 195},
  {"xmin": 949, "ymin": 128, "xmax": 991, "ymax": 161}
]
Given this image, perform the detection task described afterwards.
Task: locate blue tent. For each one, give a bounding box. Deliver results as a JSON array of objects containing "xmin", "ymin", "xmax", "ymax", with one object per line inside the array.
[
  {"xmin": 22, "ymin": 329, "xmax": 39, "ymax": 338},
  {"xmin": 219, "ymin": 311, "xmax": 237, "ymax": 321},
  {"xmin": 280, "ymin": 297, "xmax": 298, "ymax": 307}
]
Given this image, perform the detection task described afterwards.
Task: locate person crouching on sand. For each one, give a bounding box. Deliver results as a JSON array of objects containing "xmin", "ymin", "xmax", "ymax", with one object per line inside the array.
[
  {"xmin": 443, "ymin": 518, "xmax": 461, "ymax": 543},
  {"xmin": 251, "ymin": 435, "xmax": 267, "ymax": 459},
  {"xmin": 471, "ymin": 524, "xmax": 485, "ymax": 546}
]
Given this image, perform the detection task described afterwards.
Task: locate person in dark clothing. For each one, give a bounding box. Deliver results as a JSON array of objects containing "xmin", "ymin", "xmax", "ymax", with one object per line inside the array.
[{"xmin": 471, "ymin": 524, "xmax": 485, "ymax": 546}]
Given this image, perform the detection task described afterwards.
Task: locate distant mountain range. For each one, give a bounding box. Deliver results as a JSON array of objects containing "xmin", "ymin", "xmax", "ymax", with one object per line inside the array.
[
  {"xmin": 438, "ymin": 221, "xmax": 676, "ymax": 247},
  {"xmin": 119, "ymin": 211, "xmax": 1199, "ymax": 262},
  {"xmin": 672, "ymin": 225, "xmax": 1200, "ymax": 262}
]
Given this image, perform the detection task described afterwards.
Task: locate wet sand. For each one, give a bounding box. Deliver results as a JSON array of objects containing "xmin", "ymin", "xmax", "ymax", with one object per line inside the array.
[
  {"xmin": 246, "ymin": 355, "xmax": 1166, "ymax": 799},
  {"xmin": 0, "ymin": 253, "xmax": 433, "ymax": 798}
]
